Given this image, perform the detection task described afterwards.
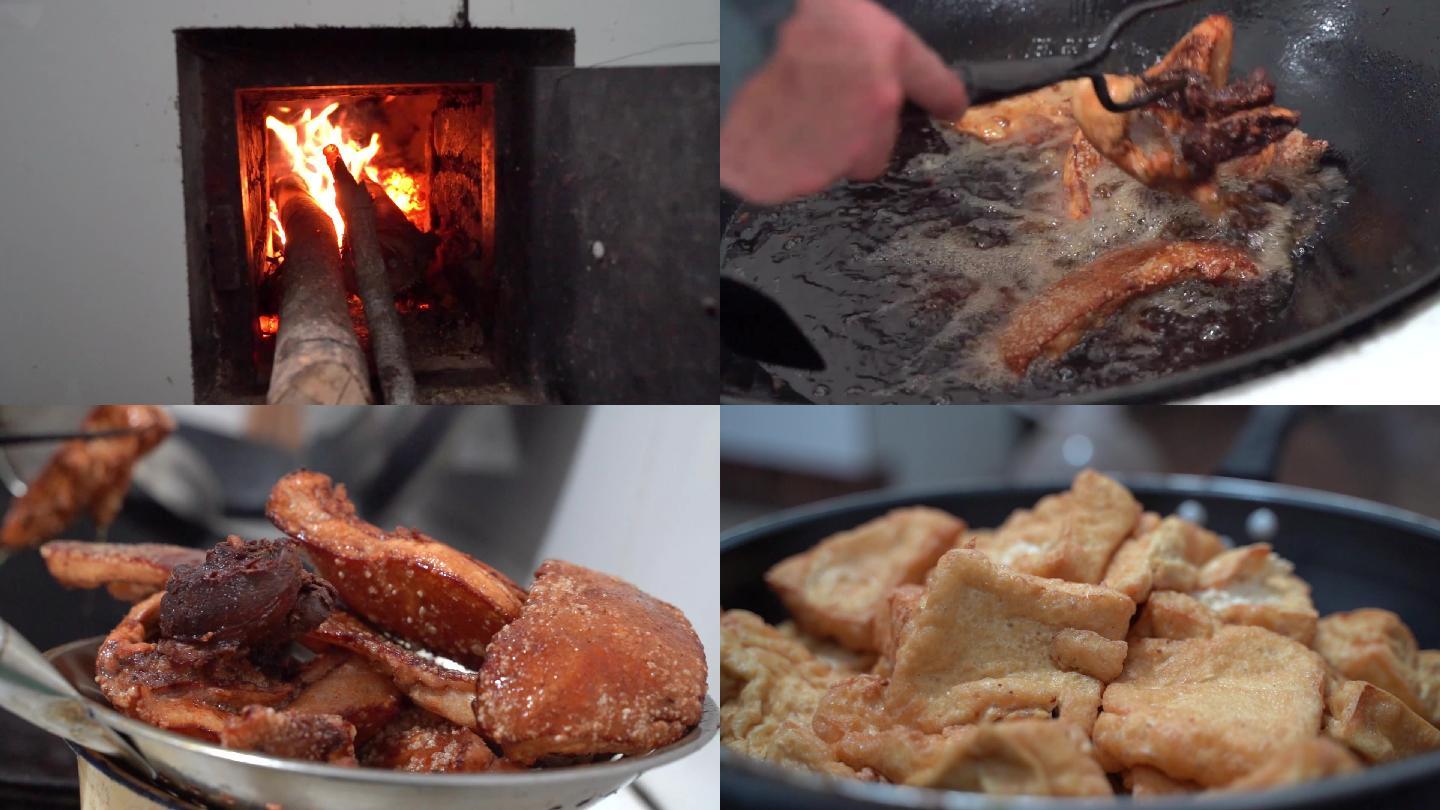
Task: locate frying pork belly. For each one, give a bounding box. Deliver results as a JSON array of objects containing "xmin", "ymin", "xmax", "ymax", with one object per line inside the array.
[{"xmin": 1, "ymin": 405, "xmax": 174, "ymax": 549}]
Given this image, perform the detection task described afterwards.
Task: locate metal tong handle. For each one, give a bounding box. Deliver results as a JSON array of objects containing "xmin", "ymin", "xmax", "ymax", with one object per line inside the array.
[
  {"xmin": 956, "ymin": 0, "xmax": 1194, "ymax": 107},
  {"xmin": 0, "ymin": 620, "xmax": 157, "ymax": 779}
]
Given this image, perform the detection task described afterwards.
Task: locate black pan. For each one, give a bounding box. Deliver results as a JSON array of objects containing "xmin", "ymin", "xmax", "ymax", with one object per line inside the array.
[
  {"xmin": 721, "ymin": 0, "xmax": 1440, "ymax": 403},
  {"xmin": 719, "ymin": 421, "xmax": 1440, "ymax": 807}
]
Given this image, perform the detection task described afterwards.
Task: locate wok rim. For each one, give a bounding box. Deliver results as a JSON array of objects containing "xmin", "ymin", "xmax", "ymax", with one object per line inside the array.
[{"xmin": 720, "ymin": 473, "xmax": 1440, "ymax": 808}]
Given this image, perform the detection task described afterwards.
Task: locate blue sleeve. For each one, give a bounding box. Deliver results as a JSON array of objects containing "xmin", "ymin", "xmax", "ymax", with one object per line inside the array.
[{"xmin": 721, "ymin": 0, "xmax": 797, "ymax": 114}]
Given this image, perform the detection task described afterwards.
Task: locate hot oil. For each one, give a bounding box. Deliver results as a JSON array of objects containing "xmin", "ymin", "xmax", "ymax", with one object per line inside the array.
[{"xmin": 721, "ymin": 116, "xmax": 1349, "ymax": 402}]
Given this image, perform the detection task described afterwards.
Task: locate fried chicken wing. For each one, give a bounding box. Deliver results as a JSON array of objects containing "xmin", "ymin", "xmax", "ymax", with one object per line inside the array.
[
  {"xmin": 1101, "ymin": 515, "xmax": 1226, "ymax": 603},
  {"xmin": 1226, "ymin": 737, "xmax": 1361, "ymax": 791},
  {"xmin": 1092, "ymin": 626, "xmax": 1327, "ymax": 787},
  {"xmin": 475, "ymin": 560, "xmax": 706, "ymax": 765},
  {"xmin": 219, "ymin": 706, "xmax": 358, "ymax": 765},
  {"xmin": 1191, "ymin": 543, "xmax": 1317, "ymax": 643},
  {"xmin": 765, "ymin": 507, "xmax": 963, "ymax": 652},
  {"xmin": 971, "ymin": 469, "xmax": 1141, "ymax": 584},
  {"xmin": 1314, "ymin": 609, "xmax": 1433, "ymax": 722},
  {"xmin": 2, "ymin": 405, "xmax": 174, "ymax": 549},
  {"xmin": 361, "ymin": 708, "xmax": 500, "ymax": 772},
  {"xmin": 885, "ymin": 549, "xmax": 1134, "ymax": 734},
  {"xmin": 997, "ymin": 240, "xmax": 1259, "ymax": 374},
  {"xmin": 1325, "ymin": 679, "xmax": 1440, "ymax": 764},
  {"xmin": 1071, "ymin": 16, "xmax": 1299, "ymax": 212},
  {"xmin": 305, "ymin": 611, "xmax": 479, "ymax": 730},
  {"xmin": 267, "ymin": 470, "xmax": 526, "ymax": 668},
  {"xmin": 39, "ymin": 540, "xmax": 204, "ymax": 602}
]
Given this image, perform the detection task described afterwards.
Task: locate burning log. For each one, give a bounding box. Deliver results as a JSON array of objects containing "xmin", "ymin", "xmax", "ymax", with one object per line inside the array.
[
  {"xmin": 324, "ymin": 144, "xmax": 418, "ymax": 405},
  {"xmin": 365, "ymin": 178, "xmax": 437, "ymax": 295},
  {"xmin": 267, "ymin": 175, "xmax": 374, "ymax": 406}
]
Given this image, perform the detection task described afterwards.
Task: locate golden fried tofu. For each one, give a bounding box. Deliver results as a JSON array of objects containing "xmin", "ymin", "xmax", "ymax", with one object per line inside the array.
[
  {"xmin": 973, "ymin": 470, "xmax": 1141, "ymax": 584},
  {"xmin": 1130, "ymin": 591, "xmax": 1219, "ymax": 642},
  {"xmin": 776, "ymin": 621, "xmax": 875, "ymax": 675},
  {"xmin": 1226, "ymin": 737, "xmax": 1361, "ymax": 791},
  {"xmin": 765, "ymin": 508, "xmax": 964, "ymax": 652},
  {"xmin": 871, "ymin": 584, "xmax": 925, "ymax": 678},
  {"xmin": 1124, "ymin": 767, "xmax": 1201, "ymax": 796},
  {"xmin": 1314, "ymin": 609, "xmax": 1428, "ymax": 720},
  {"xmin": 1325, "ymin": 680, "xmax": 1440, "ymax": 764},
  {"xmin": 813, "ymin": 675, "xmax": 1110, "ymax": 796},
  {"xmin": 1191, "ymin": 544, "xmax": 1318, "ymax": 643},
  {"xmin": 721, "ymin": 610, "xmax": 850, "ymax": 774},
  {"xmin": 1093, "ymin": 626, "xmax": 1327, "ymax": 787},
  {"xmin": 1418, "ymin": 650, "xmax": 1440, "ymax": 727},
  {"xmin": 1101, "ymin": 516, "xmax": 1227, "ymax": 603},
  {"xmin": 885, "ymin": 549, "xmax": 1134, "ymax": 734}
]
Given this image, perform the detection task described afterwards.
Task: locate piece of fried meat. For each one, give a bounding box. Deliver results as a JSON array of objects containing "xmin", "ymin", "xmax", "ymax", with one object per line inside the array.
[
  {"xmin": 2, "ymin": 405, "xmax": 174, "ymax": 549},
  {"xmin": 40, "ymin": 540, "xmax": 204, "ymax": 602},
  {"xmin": 475, "ymin": 560, "xmax": 706, "ymax": 765},
  {"xmin": 267, "ymin": 470, "xmax": 526, "ymax": 668}
]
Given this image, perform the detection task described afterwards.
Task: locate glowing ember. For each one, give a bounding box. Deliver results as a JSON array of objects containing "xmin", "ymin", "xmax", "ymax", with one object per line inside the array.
[
  {"xmin": 258, "ymin": 314, "xmax": 279, "ymax": 336},
  {"xmin": 265, "ymin": 102, "xmax": 426, "ymax": 246}
]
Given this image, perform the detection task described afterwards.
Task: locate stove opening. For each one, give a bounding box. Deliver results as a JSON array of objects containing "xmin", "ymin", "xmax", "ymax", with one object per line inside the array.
[
  {"xmin": 241, "ymin": 84, "xmax": 495, "ymax": 403},
  {"xmin": 177, "ymin": 28, "xmax": 574, "ymax": 404}
]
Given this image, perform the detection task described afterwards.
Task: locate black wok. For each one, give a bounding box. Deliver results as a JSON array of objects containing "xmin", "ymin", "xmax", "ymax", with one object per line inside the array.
[
  {"xmin": 721, "ymin": 0, "xmax": 1440, "ymax": 403},
  {"xmin": 719, "ymin": 428, "xmax": 1440, "ymax": 807}
]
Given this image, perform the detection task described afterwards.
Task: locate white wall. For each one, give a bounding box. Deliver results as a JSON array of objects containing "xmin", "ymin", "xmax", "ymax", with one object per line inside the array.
[
  {"xmin": 539, "ymin": 405, "xmax": 719, "ymax": 810},
  {"xmin": 0, "ymin": 1, "xmax": 717, "ymax": 403}
]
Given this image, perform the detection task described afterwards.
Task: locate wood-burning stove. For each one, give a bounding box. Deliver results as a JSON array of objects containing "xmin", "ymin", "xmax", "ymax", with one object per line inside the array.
[{"xmin": 178, "ymin": 27, "xmax": 718, "ymax": 404}]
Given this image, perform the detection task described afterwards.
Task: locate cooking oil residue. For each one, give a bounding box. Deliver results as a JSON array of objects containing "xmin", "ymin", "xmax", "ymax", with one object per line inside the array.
[{"xmin": 722, "ymin": 116, "xmax": 1349, "ymax": 402}]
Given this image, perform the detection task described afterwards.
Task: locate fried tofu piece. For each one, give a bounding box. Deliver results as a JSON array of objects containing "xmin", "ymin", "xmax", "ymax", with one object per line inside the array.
[
  {"xmin": 1314, "ymin": 609, "xmax": 1429, "ymax": 720},
  {"xmin": 813, "ymin": 676, "xmax": 1110, "ymax": 795},
  {"xmin": 765, "ymin": 507, "xmax": 963, "ymax": 652},
  {"xmin": 1191, "ymin": 544, "xmax": 1318, "ymax": 643},
  {"xmin": 476, "ymin": 560, "xmax": 707, "ymax": 765},
  {"xmin": 1324, "ymin": 679, "xmax": 1440, "ymax": 764},
  {"xmin": 1125, "ymin": 766, "xmax": 1201, "ymax": 796},
  {"xmin": 871, "ymin": 584, "xmax": 924, "ymax": 678},
  {"xmin": 885, "ymin": 549, "xmax": 1134, "ymax": 734},
  {"xmin": 1226, "ymin": 737, "xmax": 1361, "ymax": 791},
  {"xmin": 1092, "ymin": 626, "xmax": 1327, "ymax": 787},
  {"xmin": 1101, "ymin": 516, "xmax": 1227, "ymax": 603},
  {"xmin": 722, "ymin": 612, "xmax": 834, "ymax": 752},
  {"xmin": 971, "ymin": 470, "xmax": 1142, "ymax": 584},
  {"xmin": 1417, "ymin": 650, "xmax": 1440, "ymax": 727},
  {"xmin": 1130, "ymin": 591, "xmax": 1219, "ymax": 641},
  {"xmin": 776, "ymin": 621, "xmax": 875, "ymax": 675}
]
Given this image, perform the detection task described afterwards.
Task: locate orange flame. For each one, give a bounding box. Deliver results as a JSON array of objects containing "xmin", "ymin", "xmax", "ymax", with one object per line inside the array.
[
  {"xmin": 258, "ymin": 314, "xmax": 279, "ymax": 336},
  {"xmin": 265, "ymin": 102, "xmax": 428, "ymax": 247}
]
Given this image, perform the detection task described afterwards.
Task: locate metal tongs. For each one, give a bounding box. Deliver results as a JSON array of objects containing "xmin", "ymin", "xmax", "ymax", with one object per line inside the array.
[
  {"xmin": 956, "ymin": 0, "xmax": 1195, "ymax": 111},
  {"xmin": 0, "ymin": 427, "xmax": 143, "ymax": 446}
]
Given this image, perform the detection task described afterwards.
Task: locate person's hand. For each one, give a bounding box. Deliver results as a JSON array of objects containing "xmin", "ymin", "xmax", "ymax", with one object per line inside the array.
[{"xmin": 721, "ymin": 0, "xmax": 969, "ymax": 205}]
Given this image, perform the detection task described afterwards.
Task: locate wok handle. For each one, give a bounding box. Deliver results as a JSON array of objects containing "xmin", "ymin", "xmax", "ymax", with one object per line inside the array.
[
  {"xmin": 0, "ymin": 621, "xmax": 157, "ymax": 778},
  {"xmin": 1212, "ymin": 406, "xmax": 1315, "ymax": 482},
  {"xmin": 956, "ymin": 57, "xmax": 1078, "ymax": 107}
]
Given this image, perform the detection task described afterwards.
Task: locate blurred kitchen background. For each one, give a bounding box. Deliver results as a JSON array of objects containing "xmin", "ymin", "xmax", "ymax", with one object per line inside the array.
[
  {"xmin": 722, "ymin": 406, "xmax": 1440, "ymax": 529},
  {"xmin": 0, "ymin": 404, "xmax": 717, "ymax": 810}
]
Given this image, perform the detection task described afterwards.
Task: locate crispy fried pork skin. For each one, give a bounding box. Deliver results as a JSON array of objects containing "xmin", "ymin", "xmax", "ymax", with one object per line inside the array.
[
  {"xmin": 40, "ymin": 541, "xmax": 204, "ymax": 602},
  {"xmin": 159, "ymin": 536, "xmax": 336, "ymax": 648},
  {"xmin": 1071, "ymin": 16, "xmax": 1300, "ymax": 211},
  {"xmin": 998, "ymin": 240, "xmax": 1258, "ymax": 374},
  {"xmin": 306, "ymin": 611, "xmax": 480, "ymax": 731},
  {"xmin": 287, "ymin": 654, "xmax": 404, "ymax": 742},
  {"xmin": 476, "ymin": 560, "xmax": 707, "ymax": 765},
  {"xmin": 361, "ymin": 708, "xmax": 500, "ymax": 772},
  {"xmin": 219, "ymin": 706, "xmax": 358, "ymax": 765},
  {"xmin": 2, "ymin": 405, "xmax": 174, "ymax": 549},
  {"xmin": 267, "ymin": 470, "xmax": 525, "ymax": 667},
  {"xmin": 95, "ymin": 593, "xmax": 296, "ymax": 740}
]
